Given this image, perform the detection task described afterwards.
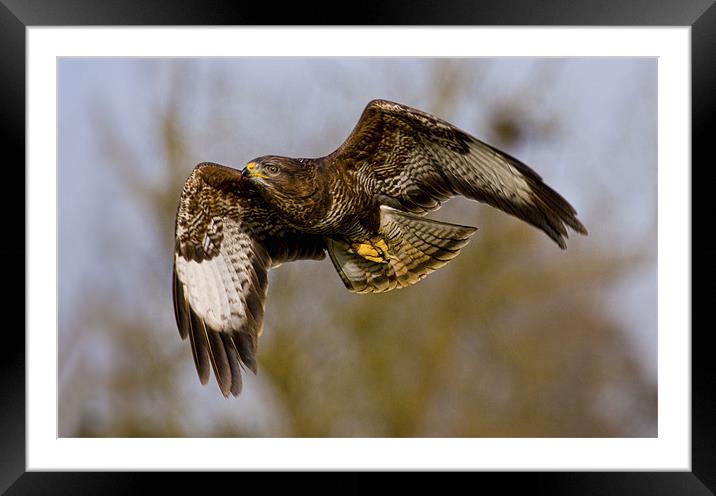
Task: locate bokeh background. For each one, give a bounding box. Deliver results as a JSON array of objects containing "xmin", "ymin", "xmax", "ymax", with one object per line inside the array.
[{"xmin": 59, "ymin": 58, "xmax": 657, "ymax": 437}]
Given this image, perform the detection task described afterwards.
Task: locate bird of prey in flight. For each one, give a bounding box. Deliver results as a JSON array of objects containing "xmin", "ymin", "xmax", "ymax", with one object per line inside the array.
[{"xmin": 172, "ymin": 99, "xmax": 588, "ymax": 397}]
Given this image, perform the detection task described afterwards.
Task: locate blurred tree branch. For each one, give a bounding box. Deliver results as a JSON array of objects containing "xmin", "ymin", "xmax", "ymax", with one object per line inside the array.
[{"xmin": 60, "ymin": 58, "xmax": 657, "ymax": 438}]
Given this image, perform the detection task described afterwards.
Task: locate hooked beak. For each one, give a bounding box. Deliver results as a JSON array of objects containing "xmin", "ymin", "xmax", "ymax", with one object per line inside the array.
[{"xmin": 242, "ymin": 162, "xmax": 268, "ymax": 179}]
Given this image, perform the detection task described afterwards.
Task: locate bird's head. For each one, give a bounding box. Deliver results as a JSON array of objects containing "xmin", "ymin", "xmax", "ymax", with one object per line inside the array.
[{"xmin": 242, "ymin": 155, "xmax": 319, "ymax": 200}]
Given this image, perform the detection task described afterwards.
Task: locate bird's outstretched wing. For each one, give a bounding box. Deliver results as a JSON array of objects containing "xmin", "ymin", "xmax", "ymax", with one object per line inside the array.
[
  {"xmin": 329, "ymin": 99, "xmax": 587, "ymax": 248},
  {"xmin": 173, "ymin": 162, "xmax": 325, "ymax": 397}
]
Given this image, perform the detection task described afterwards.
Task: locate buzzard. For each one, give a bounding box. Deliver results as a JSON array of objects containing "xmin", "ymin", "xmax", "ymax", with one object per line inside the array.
[{"xmin": 173, "ymin": 99, "xmax": 588, "ymax": 397}]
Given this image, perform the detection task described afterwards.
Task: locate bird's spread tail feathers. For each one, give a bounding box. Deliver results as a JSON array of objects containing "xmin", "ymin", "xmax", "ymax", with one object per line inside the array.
[{"xmin": 327, "ymin": 206, "xmax": 477, "ymax": 293}]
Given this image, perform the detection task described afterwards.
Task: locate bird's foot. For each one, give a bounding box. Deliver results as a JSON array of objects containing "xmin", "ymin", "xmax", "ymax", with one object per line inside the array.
[{"xmin": 351, "ymin": 238, "xmax": 391, "ymax": 263}]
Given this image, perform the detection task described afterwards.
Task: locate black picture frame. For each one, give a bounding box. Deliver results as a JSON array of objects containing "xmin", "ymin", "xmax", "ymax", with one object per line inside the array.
[{"xmin": 7, "ymin": 0, "xmax": 709, "ymax": 492}]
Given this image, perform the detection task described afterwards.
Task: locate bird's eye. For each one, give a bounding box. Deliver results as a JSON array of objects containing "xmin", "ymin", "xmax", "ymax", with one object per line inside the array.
[{"xmin": 267, "ymin": 165, "xmax": 279, "ymax": 174}]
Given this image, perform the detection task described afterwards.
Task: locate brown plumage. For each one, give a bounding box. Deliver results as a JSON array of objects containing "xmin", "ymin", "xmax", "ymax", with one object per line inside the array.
[{"xmin": 172, "ymin": 99, "xmax": 588, "ymax": 397}]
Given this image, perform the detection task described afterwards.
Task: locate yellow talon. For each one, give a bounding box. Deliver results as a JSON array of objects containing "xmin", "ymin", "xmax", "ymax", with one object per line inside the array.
[
  {"xmin": 352, "ymin": 238, "xmax": 391, "ymax": 263},
  {"xmin": 374, "ymin": 239, "xmax": 389, "ymax": 256},
  {"xmin": 354, "ymin": 243, "xmax": 380, "ymax": 259}
]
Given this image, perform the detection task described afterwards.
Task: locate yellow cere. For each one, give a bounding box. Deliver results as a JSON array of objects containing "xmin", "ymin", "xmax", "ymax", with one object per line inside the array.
[{"xmin": 245, "ymin": 162, "xmax": 269, "ymax": 179}]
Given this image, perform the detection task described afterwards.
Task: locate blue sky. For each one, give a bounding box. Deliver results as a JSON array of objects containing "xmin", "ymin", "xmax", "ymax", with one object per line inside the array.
[{"xmin": 58, "ymin": 58, "xmax": 657, "ymax": 433}]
